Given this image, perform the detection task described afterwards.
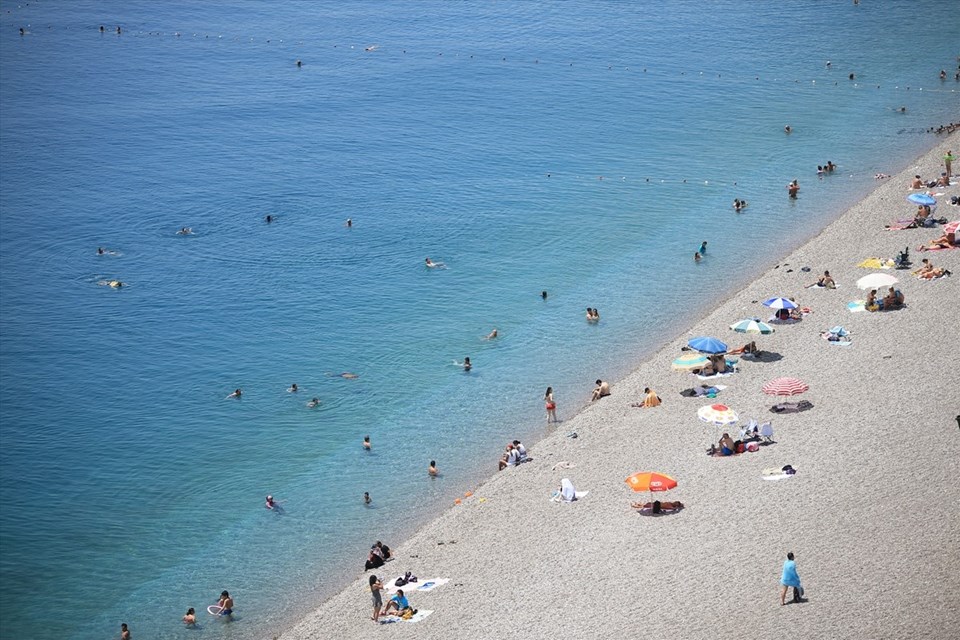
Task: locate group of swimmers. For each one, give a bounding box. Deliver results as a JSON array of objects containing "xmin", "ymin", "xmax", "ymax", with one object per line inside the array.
[
  {"xmin": 694, "ymin": 240, "xmax": 707, "ymax": 263},
  {"xmin": 816, "ymin": 161, "xmax": 837, "ymax": 176}
]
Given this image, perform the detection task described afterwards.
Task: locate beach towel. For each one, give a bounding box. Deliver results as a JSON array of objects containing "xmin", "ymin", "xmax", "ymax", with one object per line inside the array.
[
  {"xmin": 847, "ymin": 301, "xmax": 866, "ymax": 313},
  {"xmin": 771, "ymin": 401, "xmax": 813, "ymax": 413},
  {"xmin": 917, "ymin": 244, "xmax": 959, "ymax": 251},
  {"xmin": 781, "ymin": 560, "xmax": 802, "ymax": 589},
  {"xmin": 807, "ymin": 283, "xmax": 841, "ymax": 289},
  {"xmin": 857, "ymin": 258, "xmax": 895, "ymax": 269},
  {"xmin": 412, "ymin": 578, "xmax": 449, "ymax": 593},
  {"xmin": 380, "ymin": 610, "xmax": 434, "ymax": 624},
  {"xmin": 696, "ymin": 371, "xmax": 734, "ymax": 381},
  {"xmin": 762, "ymin": 467, "xmax": 797, "ymax": 481},
  {"xmin": 884, "ymin": 221, "xmax": 916, "ymax": 231}
]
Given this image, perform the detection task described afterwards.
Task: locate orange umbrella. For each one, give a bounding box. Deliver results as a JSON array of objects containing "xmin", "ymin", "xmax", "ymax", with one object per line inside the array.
[{"xmin": 625, "ymin": 471, "xmax": 677, "ymax": 493}]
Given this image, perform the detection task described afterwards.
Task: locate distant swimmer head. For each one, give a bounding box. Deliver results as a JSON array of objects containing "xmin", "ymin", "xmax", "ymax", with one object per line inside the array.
[
  {"xmin": 784, "ymin": 125, "xmax": 791, "ymax": 133},
  {"xmin": 541, "ymin": 290, "xmax": 548, "ymax": 299},
  {"xmin": 346, "ymin": 218, "xmax": 352, "ymax": 227},
  {"xmin": 296, "ymin": 59, "xmax": 302, "ymax": 67},
  {"xmin": 100, "ymin": 25, "xmax": 105, "ymax": 32},
  {"xmin": 97, "ymin": 247, "xmax": 105, "ymax": 255},
  {"xmin": 848, "ymin": 73, "xmax": 855, "ymax": 80}
]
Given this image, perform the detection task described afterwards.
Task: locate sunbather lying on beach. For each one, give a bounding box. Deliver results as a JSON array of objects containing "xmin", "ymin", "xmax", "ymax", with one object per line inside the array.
[
  {"xmin": 918, "ymin": 232, "xmax": 957, "ymax": 251},
  {"xmin": 631, "ymin": 500, "xmax": 684, "ymax": 514},
  {"xmin": 916, "ymin": 258, "xmax": 951, "ymax": 279},
  {"xmin": 727, "ymin": 341, "xmax": 759, "ymax": 355}
]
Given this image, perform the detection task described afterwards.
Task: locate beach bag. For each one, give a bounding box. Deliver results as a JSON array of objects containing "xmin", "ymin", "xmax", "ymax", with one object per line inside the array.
[
  {"xmin": 746, "ymin": 442, "xmax": 760, "ymax": 452},
  {"xmin": 401, "ymin": 609, "xmax": 414, "ymax": 620}
]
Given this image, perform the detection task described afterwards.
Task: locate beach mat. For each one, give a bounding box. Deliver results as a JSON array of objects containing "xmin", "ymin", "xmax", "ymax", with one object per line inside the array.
[
  {"xmin": 847, "ymin": 301, "xmax": 866, "ymax": 313},
  {"xmin": 380, "ymin": 610, "xmax": 434, "ymax": 624}
]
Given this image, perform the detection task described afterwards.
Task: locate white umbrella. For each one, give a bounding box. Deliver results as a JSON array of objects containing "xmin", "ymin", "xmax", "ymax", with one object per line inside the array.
[{"xmin": 856, "ymin": 273, "xmax": 898, "ymax": 290}]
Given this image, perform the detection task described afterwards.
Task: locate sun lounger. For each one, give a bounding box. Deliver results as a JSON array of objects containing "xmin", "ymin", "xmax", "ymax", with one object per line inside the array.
[{"xmin": 759, "ymin": 421, "xmax": 774, "ymax": 442}]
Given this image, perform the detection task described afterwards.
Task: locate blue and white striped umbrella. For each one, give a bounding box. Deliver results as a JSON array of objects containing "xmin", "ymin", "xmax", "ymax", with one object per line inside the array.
[
  {"xmin": 729, "ymin": 319, "xmax": 775, "ymax": 335},
  {"xmin": 762, "ymin": 297, "xmax": 798, "ymax": 310}
]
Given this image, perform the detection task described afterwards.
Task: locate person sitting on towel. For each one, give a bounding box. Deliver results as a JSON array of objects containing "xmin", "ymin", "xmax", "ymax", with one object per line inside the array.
[
  {"xmin": 719, "ymin": 433, "xmax": 736, "ymax": 456},
  {"xmin": 382, "ymin": 589, "xmax": 416, "ymax": 617}
]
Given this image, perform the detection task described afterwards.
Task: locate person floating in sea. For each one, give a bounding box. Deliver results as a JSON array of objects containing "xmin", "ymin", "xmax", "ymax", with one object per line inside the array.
[
  {"xmin": 346, "ymin": 218, "xmax": 352, "ymax": 227},
  {"xmin": 287, "ymin": 383, "xmax": 298, "ymax": 393},
  {"xmin": 457, "ymin": 357, "xmax": 471, "ymax": 371},
  {"xmin": 265, "ymin": 495, "xmax": 284, "ymax": 513},
  {"xmin": 176, "ymin": 227, "xmax": 193, "ymax": 235},
  {"xmin": 484, "ymin": 328, "xmax": 498, "ymax": 340},
  {"xmin": 183, "ymin": 608, "xmax": 196, "ymax": 627},
  {"xmin": 425, "ymin": 257, "xmax": 445, "ymax": 269},
  {"xmin": 541, "ymin": 290, "xmax": 548, "ymax": 300},
  {"xmin": 784, "ymin": 125, "xmax": 792, "ymax": 134},
  {"xmin": 364, "ymin": 492, "xmax": 371, "ymax": 505},
  {"xmin": 428, "ymin": 460, "xmax": 439, "ymax": 477},
  {"xmin": 265, "ymin": 215, "xmax": 274, "ymax": 223},
  {"xmin": 694, "ymin": 252, "xmax": 702, "ymax": 263},
  {"xmin": 363, "ymin": 436, "xmax": 371, "ymax": 450},
  {"xmin": 226, "ymin": 388, "xmax": 242, "ymax": 399},
  {"xmin": 307, "ymin": 397, "xmax": 320, "ymax": 408},
  {"xmin": 98, "ymin": 279, "xmax": 125, "ymax": 288}
]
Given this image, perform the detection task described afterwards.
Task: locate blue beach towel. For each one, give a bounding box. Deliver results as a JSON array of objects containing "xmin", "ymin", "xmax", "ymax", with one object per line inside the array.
[{"xmin": 781, "ymin": 560, "xmax": 802, "ymax": 588}]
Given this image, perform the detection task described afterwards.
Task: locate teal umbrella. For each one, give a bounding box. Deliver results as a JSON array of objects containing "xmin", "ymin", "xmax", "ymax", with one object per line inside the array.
[{"xmin": 730, "ymin": 319, "xmax": 775, "ymax": 334}]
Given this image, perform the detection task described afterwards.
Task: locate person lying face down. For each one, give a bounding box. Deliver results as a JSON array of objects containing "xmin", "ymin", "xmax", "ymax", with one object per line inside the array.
[{"xmin": 631, "ymin": 500, "xmax": 685, "ymax": 513}]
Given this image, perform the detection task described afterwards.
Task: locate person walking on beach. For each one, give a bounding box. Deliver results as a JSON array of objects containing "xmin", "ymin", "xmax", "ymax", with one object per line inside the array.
[
  {"xmin": 369, "ymin": 574, "xmax": 384, "ymax": 622},
  {"xmin": 945, "ymin": 150, "xmax": 954, "ymax": 176},
  {"xmin": 545, "ymin": 386, "xmax": 558, "ymax": 423},
  {"xmin": 780, "ymin": 552, "xmax": 805, "ymax": 605}
]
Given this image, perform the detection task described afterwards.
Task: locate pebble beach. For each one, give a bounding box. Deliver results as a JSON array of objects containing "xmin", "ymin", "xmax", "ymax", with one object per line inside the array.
[{"xmin": 280, "ymin": 134, "xmax": 960, "ymax": 640}]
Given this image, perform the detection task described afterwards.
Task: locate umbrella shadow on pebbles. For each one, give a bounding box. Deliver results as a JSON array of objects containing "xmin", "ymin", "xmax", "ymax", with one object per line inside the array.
[{"xmin": 744, "ymin": 351, "xmax": 784, "ymax": 363}]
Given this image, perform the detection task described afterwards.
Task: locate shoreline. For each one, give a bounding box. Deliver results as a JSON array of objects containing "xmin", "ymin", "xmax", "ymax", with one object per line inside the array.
[{"xmin": 279, "ymin": 132, "xmax": 960, "ymax": 639}]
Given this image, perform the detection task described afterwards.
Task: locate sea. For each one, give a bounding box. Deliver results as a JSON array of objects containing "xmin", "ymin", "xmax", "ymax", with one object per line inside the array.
[{"xmin": 1, "ymin": 1, "xmax": 957, "ymax": 638}]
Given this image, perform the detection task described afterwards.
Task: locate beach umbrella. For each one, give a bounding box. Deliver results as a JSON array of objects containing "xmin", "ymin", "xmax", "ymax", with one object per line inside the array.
[
  {"xmin": 625, "ymin": 471, "xmax": 677, "ymax": 493},
  {"xmin": 687, "ymin": 336, "xmax": 728, "ymax": 354},
  {"xmin": 944, "ymin": 220, "xmax": 960, "ymax": 235},
  {"xmin": 762, "ymin": 377, "xmax": 809, "ymax": 396},
  {"xmin": 730, "ymin": 319, "xmax": 775, "ymax": 334},
  {"xmin": 672, "ymin": 353, "xmax": 708, "ymax": 371},
  {"xmin": 907, "ymin": 193, "xmax": 936, "ymax": 206},
  {"xmin": 762, "ymin": 297, "xmax": 798, "ymax": 310},
  {"xmin": 856, "ymin": 273, "xmax": 898, "ymax": 290},
  {"xmin": 697, "ymin": 403, "xmax": 739, "ymax": 426},
  {"xmin": 857, "ymin": 258, "xmax": 894, "ymax": 270}
]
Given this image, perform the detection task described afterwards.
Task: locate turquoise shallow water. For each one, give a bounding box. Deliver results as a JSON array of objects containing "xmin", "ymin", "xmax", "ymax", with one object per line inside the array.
[{"xmin": 1, "ymin": 1, "xmax": 958, "ymax": 638}]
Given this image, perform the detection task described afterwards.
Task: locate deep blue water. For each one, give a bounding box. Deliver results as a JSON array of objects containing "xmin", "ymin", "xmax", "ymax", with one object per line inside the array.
[{"xmin": 1, "ymin": 1, "xmax": 957, "ymax": 638}]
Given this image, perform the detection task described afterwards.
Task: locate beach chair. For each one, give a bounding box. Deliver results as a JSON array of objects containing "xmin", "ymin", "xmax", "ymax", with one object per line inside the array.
[
  {"xmin": 740, "ymin": 418, "xmax": 759, "ymax": 440},
  {"xmin": 759, "ymin": 421, "xmax": 774, "ymax": 443},
  {"xmin": 894, "ymin": 247, "xmax": 912, "ymax": 270}
]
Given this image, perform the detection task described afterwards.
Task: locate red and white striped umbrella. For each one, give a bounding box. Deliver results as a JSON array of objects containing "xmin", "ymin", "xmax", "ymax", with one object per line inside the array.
[
  {"xmin": 944, "ymin": 220, "xmax": 960, "ymax": 236},
  {"xmin": 762, "ymin": 377, "xmax": 809, "ymax": 396}
]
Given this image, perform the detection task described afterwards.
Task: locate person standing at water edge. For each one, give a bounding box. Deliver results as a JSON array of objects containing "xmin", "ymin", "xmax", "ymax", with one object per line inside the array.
[
  {"xmin": 780, "ymin": 552, "xmax": 805, "ymax": 605},
  {"xmin": 544, "ymin": 386, "xmax": 558, "ymax": 423}
]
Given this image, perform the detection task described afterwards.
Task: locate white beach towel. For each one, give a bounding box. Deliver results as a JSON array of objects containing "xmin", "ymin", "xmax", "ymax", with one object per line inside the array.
[
  {"xmin": 413, "ymin": 578, "xmax": 449, "ymax": 592},
  {"xmin": 696, "ymin": 371, "xmax": 733, "ymax": 381},
  {"xmin": 380, "ymin": 610, "xmax": 434, "ymax": 624},
  {"xmin": 762, "ymin": 467, "xmax": 796, "ymax": 481}
]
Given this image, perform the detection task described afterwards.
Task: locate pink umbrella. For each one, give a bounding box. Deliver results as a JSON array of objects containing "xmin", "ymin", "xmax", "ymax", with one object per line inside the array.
[
  {"xmin": 762, "ymin": 377, "xmax": 809, "ymax": 396},
  {"xmin": 944, "ymin": 220, "xmax": 960, "ymax": 235}
]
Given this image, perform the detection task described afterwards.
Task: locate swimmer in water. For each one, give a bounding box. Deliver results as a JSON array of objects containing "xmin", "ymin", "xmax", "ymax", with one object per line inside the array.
[
  {"xmin": 98, "ymin": 280, "xmax": 124, "ymax": 288},
  {"xmin": 787, "ymin": 179, "xmax": 800, "ymax": 198},
  {"xmin": 97, "ymin": 247, "xmax": 105, "ymax": 255},
  {"xmin": 425, "ymin": 257, "xmax": 446, "ymax": 268},
  {"xmin": 226, "ymin": 388, "xmax": 242, "ymax": 399},
  {"xmin": 694, "ymin": 252, "xmax": 702, "ymax": 263},
  {"xmin": 265, "ymin": 215, "xmax": 273, "ymax": 223},
  {"xmin": 183, "ymin": 608, "xmax": 196, "ymax": 627},
  {"xmin": 699, "ymin": 241, "xmax": 708, "ymax": 255},
  {"xmin": 365, "ymin": 45, "xmax": 379, "ymax": 52},
  {"xmin": 340, "ymin": 372, "xmax": 358, "ymax": 379},
  {"xmin": 484, "ymin": 328, "xmax": 498, "ymax": 340},
  {"xmin": 265, "ymin": 495, "xmax": 277, "ymax": 510},
  {"xmin": 428, "ymin": 460, "xmax": 439, "ymax": 477},
  {"xmin": 541, "ymin": 290, "xmax": 548, "ymax": 300},
  {"xmin": 363, "ymin": 436, "xmax": 371, "ymax": 450},
  {"xmin": 784, "ymin": 125, "xmax": 792, "ymax": 134},
  {"xmin": 454, "ymin": 357, "xmax": 472, "ymax": 371},
  {"xmin": 296, "ymin": 59, "xmax": 302, "ymax": 67},
  {"xmin": 217, "ymin": 591, "xmax": 233, "ymax": 617},
  {"xmin": 288, "ymin": 383, "xmax": 298, "ymax": 393},
  {"xmin": 346, "ymin": 218, "xmax": 352, "ymax": 227},
  {"xmin": 307, "ymin": 397, "xmax": 320, "ymax": 408},
  {"xmin": 364, "ymin": 491, "xmax": 371, "ymax": 505},
  {"xmin": 176, "ymin": 227, "xmax": 193, "ymax": 235}
]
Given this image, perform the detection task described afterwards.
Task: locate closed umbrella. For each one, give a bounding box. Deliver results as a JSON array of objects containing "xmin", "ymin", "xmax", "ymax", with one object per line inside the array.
[
  {"xmin": 856, "ymin": 273, "xmax": 898, "ymax": 290},
  {"xmin": 697, "ymin": 403, "xmax": 739, "ymax": 426},
  {"xmin": 762, "ymin": 297, "xmax": 798, "ymax": 310},
  {"xmin": 672, "ymin": 353, "xmax": 708, "ymax": 371},
  {"xmin": 687, "ymin": 336, "xmax": 728, "ymax": 354},
  {"xmin": 730, "ymin": 319, "xmax": 775, "ymax": 334},
  {"xmin": 907, "ymin": 193, "xmax": 936, "ymax": 206},
  {"xmin": 762, "ymin": 377, "xmax": 809, "ymax": 396}
]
